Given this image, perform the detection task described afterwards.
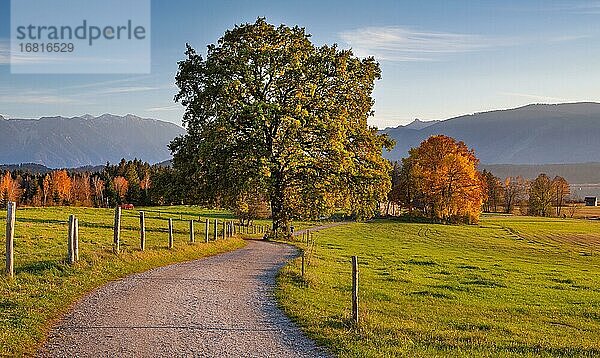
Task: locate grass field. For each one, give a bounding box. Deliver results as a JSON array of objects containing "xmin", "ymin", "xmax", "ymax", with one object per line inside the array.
[
  {"xmin": 0, "ymin": 205, "xmax": 262, "ymax": 356},
  {"xmin": 277, "ymin": 215, "xmax": 600, "ymax": 357}
]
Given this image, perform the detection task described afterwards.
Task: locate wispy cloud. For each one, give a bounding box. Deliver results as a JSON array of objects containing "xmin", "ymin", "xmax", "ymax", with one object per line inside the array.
[
  {"xmin": 499, "ymin": 92, "xmax": 571, "ymax": 103},
  {"xmin": 146, "ymin": 104, "xmax": 180, "ymax": 112},
  {"xmin": 95, "ymin": 86, "xmax": 160, "ymax": 95},
  {"xmin": 556, "ymin": 1, "xmax": 600, "ymax": 14},
  {"xmin": 339, "ymin": 26, "xmax": 491, "ymax": 61},
  {"xmin": 339, "ymin": 26, "xmax": 590, "ymax": 62}
]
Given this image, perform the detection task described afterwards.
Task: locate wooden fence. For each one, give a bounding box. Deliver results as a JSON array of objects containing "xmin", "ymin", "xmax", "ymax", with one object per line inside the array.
[{"xmin": 3, "ymin": 203, "xmax": 270, "ymax": 278}]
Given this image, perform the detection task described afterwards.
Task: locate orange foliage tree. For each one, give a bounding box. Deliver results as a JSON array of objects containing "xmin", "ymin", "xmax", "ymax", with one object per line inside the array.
[
  {"xmin": 0, "ymin": 171, "xmax": 22, "ymax": 206},
  {"xmin": 113, "ymin": 176, "xmax": 129, "ymax": 203},
  {"xmin": 45, "ymin": 170, "xmax": 72, "ymax": 205},
  {"xmin": 408, "ymin": 135, "xmax": 485, "ymax": 223}
]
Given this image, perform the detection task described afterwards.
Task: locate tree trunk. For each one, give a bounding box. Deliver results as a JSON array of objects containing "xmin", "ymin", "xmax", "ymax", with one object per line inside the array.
[{"xmin": 270, "ymin": 168, "xmax": 287, "ymax": 239}]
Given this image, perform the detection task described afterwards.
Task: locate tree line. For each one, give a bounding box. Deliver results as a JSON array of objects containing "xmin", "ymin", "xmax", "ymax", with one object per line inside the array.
[
  {"xmin": 386, "ymin": 139, "xmax": 574, "ymax": 220},
  {"xmin": 480, "ymin": 171, "xmax": 572, "ymax": 217},
  {"xmin": 0, "ymin": 159, "xmax": 180, "ymax": 208}
]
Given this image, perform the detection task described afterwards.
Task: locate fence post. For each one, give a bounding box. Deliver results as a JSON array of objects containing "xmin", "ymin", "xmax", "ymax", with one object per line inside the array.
[
  {"xmin": 222, "ymin": 221, "xmax": 226, "ymax": 240},
  {"xmin": 68, "ymin": 214, "xmax": 75, "ymax": 264},
  {"xmin": 189, "ymin": 220, "xmax": 195, "ymax": 243},
  {"xmin": 205, "ymin": 219, "xmax": 209, "ymax": 243},
  {"xmin": 74, "ymin": 217, "xmax": 79, "ymax": 262},
  {"xmin": 352, "ymin": 256, "xmax": 359, "ymax": 324},
  {"xmin": 140, "ymin": 211, "xmax": 146, "ymax": 251},
  {"xmin": 113, "ymin": 207, "xmax": 121, "ymax": 254},
  {"xmin": 5, "ymin": 202, "xmax": 15, "ymax": 278},
  {"xmin": 168, "ymin": 218, "xmax": 174, "ymax": 249},
  {"xmin": 214, "ymin": 219, "xmax": 218, "ymax": 241}
]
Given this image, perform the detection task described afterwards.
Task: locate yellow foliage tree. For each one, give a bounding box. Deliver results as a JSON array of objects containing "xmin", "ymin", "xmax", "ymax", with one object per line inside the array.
[{"xmin": 408, "ymin": 135, "xmax": 485, "ymax": 223}]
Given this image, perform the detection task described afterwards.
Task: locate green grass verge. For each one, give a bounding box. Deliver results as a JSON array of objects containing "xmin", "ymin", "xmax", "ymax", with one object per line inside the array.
[
  {"xmin": 276, "ymin": 216, "xmax": 600, "ymax": 357},
  {"xmin": 0, "ymin": 205, "xmax": 248, "ymax": 356}
]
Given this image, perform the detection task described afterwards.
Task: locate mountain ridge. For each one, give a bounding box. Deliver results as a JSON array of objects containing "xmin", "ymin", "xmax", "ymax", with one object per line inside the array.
[
  {"xmin": 0, "ymin": 114, "xmax": 185, "ymax": 168},
  {"xmin": 382, "ymin": 102, "xmax": 600, "ymax": 164}
]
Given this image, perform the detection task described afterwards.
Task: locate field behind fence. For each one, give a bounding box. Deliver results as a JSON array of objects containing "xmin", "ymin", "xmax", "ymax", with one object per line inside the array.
[{"xmin": 0, "ymin": 205, "xmax": 268, "ymax": 356}]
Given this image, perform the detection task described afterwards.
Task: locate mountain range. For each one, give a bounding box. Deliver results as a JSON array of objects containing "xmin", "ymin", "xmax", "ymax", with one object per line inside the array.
[
  {"xmin": 2, "ymin": 102, "xmax": 600, "ymax": 169},
  {"xmin": 381, "ymin": 102, "xmax": 600, "ymax": 164},
  {"xmin": 0, "ymin": 114, "xmax": 185, "ymax": 168}
]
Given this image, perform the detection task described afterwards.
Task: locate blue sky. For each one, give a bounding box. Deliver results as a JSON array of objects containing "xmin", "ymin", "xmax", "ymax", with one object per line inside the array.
[{"xmin": 1, "ymin": 0, "xmax": 599, "ymax": 128}]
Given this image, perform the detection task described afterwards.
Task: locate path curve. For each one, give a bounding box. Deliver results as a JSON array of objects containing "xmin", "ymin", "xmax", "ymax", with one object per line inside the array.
[{"xmin": 39, "ymin": 240, "xmax": 328, "ymax": 357}]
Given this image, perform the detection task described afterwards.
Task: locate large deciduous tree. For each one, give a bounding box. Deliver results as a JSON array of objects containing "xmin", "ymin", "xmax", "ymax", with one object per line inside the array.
[
  {"xmin": 503, "ymin": 176, "xmax": 527, "ymax": 214},
  {"xmin": 408, "ymin": 135, "xmax": 485, "ymax": 223},
  {"xmin": 171, "ymin": 18, "xmax": 393, "ymax": 236},
  {"xmin": 528, "ymin": 173, "xmax": 553, "ymax": 216},
  {"xmin": 551, "ymin": 175, "xmax": 570, "ymax": 217},
  {"xmin": 482, "ymin": 170, "xmax": 504, "ymax": 213}
]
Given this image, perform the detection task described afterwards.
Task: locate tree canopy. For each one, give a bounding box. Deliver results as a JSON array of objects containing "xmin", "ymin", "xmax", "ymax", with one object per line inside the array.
[
  {"xmin": 171, "ymin": 18, "xmax": 393, "ymax": 236},
  {"xmin": 407, "ymin": 135, "xmax": 485, "ymax": 223}
]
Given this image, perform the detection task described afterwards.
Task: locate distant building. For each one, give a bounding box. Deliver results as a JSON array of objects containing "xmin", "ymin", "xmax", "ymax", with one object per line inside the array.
[{"xmin": 584, "ymin": 197, "xmax": 597, "ymax": 206}]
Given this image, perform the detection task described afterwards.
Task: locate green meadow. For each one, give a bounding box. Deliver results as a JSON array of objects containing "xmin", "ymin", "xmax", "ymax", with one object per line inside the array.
[
  {"xmin": 277, "ymin": 215, "xmax": 600, "ymax": 357},
  {"xmin": 0, "ymin": 205, "xmax": 260, "ymax": 356}
]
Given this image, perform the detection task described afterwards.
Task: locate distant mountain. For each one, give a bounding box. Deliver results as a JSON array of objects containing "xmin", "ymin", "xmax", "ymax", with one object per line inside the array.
[
  {"xmin": 0, "ymin": 163, "xmax": 53, "ymax": 174},
  {"xmin": 401, "ymin": 119, "xmax": 440, "ymax": 130},
  {"xmin": 0, "ymin": 114, "xmax": 185, "ymax": 168},
  {"xmin": 382, "ymin": 102, "xmax": 600, "ymax": 164}
]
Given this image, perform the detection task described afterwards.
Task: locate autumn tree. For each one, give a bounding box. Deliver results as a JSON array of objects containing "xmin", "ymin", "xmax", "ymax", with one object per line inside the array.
[
  {"xmin": 113, "ymin": 176, "xmax": 129, "ymax": 203},
  {"xmin": 551, "ymin": 176, "xmax": 570, "ymax": 217},
  {"xmin": 71, "ymin": 173, "xmax": 92, "ymax": 206},
  {"xmin": 528, "ymin": 173, "xmax": 553, "ymax": 216},
  {"xmin": 171, "ymin": 18, "xmax": 393, "ymax": 236},
  {"xmin": 482, "ymin": 170, "xmax": 504, "ymax": 212},
  {"xmin": 0, "ymin": 171, "xmax": 22, "ymax": 206},
  {"xmin": 503, "ymin": 176, "xmax": 527, "ymax": 214},
  {"xmin": 91, "ymin": 176, "xmax": 105, "ymax": 207},
  {"xmin": 408, "ymin": 135, "xmax": 485, "ymax": 223},
  {"xmin": 43, "ymin": 170, "xmax": 72, "ymax": 205},
  {"xmin": 233, "ymin": 189, "xmax": 271, "ymax": 226}
]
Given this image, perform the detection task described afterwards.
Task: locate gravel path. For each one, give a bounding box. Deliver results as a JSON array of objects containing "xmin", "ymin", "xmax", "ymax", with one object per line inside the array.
[{"xmin": 39, "ymin": 240, "xmax": 328, "ymax": 357}]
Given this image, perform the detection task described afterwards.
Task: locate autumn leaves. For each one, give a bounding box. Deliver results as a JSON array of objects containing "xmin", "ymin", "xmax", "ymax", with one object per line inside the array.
[{"xmin": 391, "ymin": 135, "xmax": 485, "ymax": 224}]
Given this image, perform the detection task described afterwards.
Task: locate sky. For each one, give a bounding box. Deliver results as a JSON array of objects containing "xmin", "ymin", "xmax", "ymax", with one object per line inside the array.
[{"xmin": 1, "ymin": 0, "xmax": 599, "ymax": 128}]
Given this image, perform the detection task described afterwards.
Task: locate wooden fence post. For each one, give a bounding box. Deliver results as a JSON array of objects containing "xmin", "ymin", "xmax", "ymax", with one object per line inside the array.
[
  {"xmin": 189, "ymin": 220, "xmax": 195, "ymax": 243},
  {"xmin": 352, "ymin": 256, "xmax": 359, "ymax": 324},
  {"xmin": 205, "ymin": 219, "xmax": 209, "ymax": 243},
  {"xmin": 168, "ymin": 218, "xmax": 174, "ymax": 249},
  {"xmin": 113, "ymin": 207, "xmax": 121, "ymax": 254},
  {"xmin": 140, "ymin": 211, "xmax": 146, "ymax": 251},
  {"xmin": 74, "ymin": 217, "xmax": 79, "ymax": 262},
  {"xmin": 5, "ymin": 202, "xmax": 15, "ymax": 278},
  {"xmin": 214, "ymin": 219, "xmax": 218, "ymax": 241},
  {"xmin": 68, "ymin": 214, "xmax": 75, "ymax": 264}
]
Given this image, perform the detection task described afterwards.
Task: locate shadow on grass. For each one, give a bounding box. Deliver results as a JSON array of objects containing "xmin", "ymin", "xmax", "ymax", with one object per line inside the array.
[
  {"xmin": 16, "ymin": 217, "xmax": 66, "ymax": 225},
  {"xmin": 378, "ymin": 214, "xmax": 439, "ymax": 224},
  {"xmin": 15, "ymin": 260, "xmax": 69, "ymax": 275},
  {"xmin": 133, "ymin": 209, "xmax": 235, "ymax": 220}
]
